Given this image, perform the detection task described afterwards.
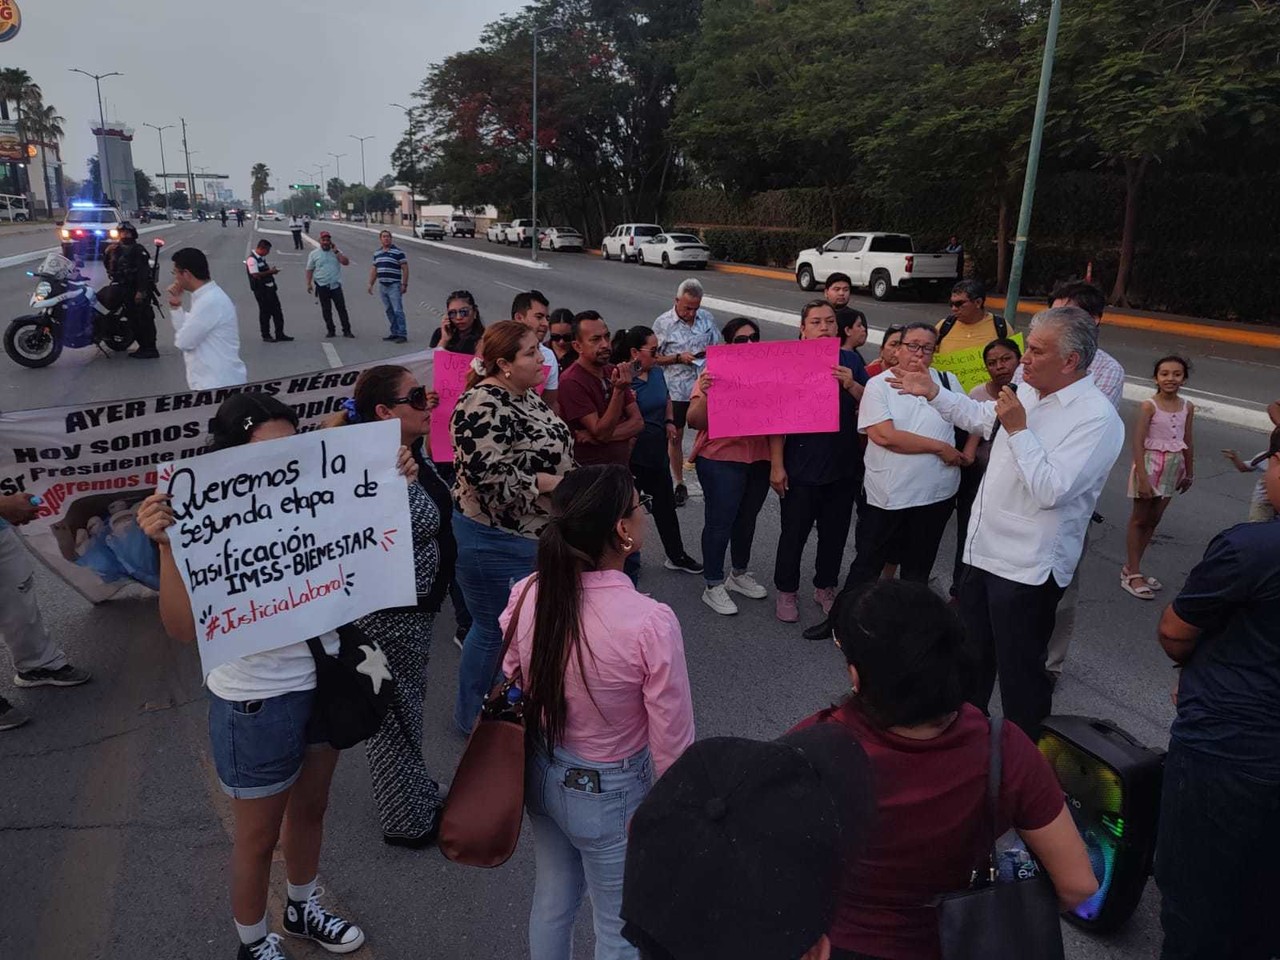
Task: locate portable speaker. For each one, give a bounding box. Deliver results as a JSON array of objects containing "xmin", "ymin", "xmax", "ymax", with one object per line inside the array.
[{"xmin": 1036, "ymin": 716, "xmax": 1164, "ymax": 933}]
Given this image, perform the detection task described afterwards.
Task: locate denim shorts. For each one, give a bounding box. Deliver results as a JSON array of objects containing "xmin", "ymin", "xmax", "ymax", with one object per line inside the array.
[{"xmin": 207, "ymin": 689, "xmax": 322, "ymax": 800}]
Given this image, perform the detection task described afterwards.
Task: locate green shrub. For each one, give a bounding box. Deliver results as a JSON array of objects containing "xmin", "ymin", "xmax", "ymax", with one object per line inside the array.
[{"xmin": 699, "ymin": 227, "xmax": 829, "ymax": 268}]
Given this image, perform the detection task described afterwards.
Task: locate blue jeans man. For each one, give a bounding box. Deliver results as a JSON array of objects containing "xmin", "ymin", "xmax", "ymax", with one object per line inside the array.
[{"xmin": 377, "ymin": 282, "xmax": 407, "ymax": 340}]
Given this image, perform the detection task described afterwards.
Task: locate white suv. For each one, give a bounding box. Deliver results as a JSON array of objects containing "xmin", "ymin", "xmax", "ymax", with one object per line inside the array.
[{"xmin": 601, "ymin": 223, "xmax": 663, "ymax": 263}]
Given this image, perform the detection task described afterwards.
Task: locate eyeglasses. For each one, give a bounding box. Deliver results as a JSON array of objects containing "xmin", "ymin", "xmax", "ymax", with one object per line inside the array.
[
  {"xmin": 548, "ymin": 333, "xmax": 571, "ymax": 342},
  {"xmin": 446, "ymin": 307, "xmax": 472, "ymax": 319},
  {"xmin": 390, "ymin": 386, "xmax": 430, "ymax": 410},
  {"xmin": 901, "ymin": 342, "xmax": 936, "ymax": 355},
  {"xmin": 731, "ymin": 334, "xmax": 760, "ymax": 344},
  {"xmin": 625, "ymin": 494, "xmax": 654, "ymax": 516},
  {"xmin": 949, "ymin": 299, "xmax": 971, "ymax": 308}
]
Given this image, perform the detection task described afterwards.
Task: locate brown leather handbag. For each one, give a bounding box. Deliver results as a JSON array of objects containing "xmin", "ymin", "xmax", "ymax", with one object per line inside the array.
[{"xmin": 439, "ymin": 580, "xmax": 534, "ymax": 867}]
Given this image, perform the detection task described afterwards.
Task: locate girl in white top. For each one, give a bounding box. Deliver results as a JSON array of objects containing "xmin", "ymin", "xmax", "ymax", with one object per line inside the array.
[{"xmin": 137, "ymin": 394, "xmax": 415, "ymax": 960}]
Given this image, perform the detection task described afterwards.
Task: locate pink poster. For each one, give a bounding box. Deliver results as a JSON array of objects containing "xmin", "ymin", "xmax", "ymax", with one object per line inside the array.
[
  {"xmin": 706, "ymin": 338, "xmax": 840, "ymax": 439},
  {"xmin": 429, "ymin": 351, "xmax": 552, "ymax": 462}
]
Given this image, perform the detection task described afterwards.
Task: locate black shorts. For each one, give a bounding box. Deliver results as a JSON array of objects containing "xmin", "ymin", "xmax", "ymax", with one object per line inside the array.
[{"xmin": 670, "ymin": 400, "xmax": 691, "ymax": 431}]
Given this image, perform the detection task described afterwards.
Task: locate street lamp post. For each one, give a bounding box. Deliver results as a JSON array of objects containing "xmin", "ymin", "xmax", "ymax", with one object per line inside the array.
[
  {"xmin": 69, "ymin": 69, "xmax": 121, "ymax": 204},
  {"xmin": 143, "ymin": 122, "xmax": 173, "ymax": 209},
  {"xmin": 390, "ymin": 102, "xmax": 417, "ymax": 231},
  {"xmin": 180, "ymin": 118, "xmax": 196, "ymax": 217},
  {"xmin": 530, "ymin": 25, "xmax": 560, "ymax": 264},
  {"xmin": 349, "ymin": 135, "xmax": 373, "ymax": 223}
]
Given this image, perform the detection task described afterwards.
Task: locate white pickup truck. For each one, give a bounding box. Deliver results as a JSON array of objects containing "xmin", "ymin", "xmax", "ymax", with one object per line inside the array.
[
  {"xmin": 504, "ymin": 218, "xmax": 543, "ymax": 247},
  {"xmin": 794, "ymin": 232, "xmax": 958, "ymax": 301}
]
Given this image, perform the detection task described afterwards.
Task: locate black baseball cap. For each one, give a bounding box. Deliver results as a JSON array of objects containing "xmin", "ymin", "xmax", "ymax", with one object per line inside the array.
[{"xmin": 621, "ymin": 725, "xmax": 875, "ymax": 960}]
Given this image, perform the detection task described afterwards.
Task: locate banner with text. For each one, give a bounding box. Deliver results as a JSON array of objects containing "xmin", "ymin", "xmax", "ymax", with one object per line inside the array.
[
  {"xmin": 705, "ymin": 338, "xmax": 840, "ymax": 439},
  {"xmin": 428, "ymin": 349, "xmax": 551, "ymax": 461},
  {"xmin": 930, "ymin": 334, "xmax": 1025, "ymax": 394},
  {"xmin": 0, "ymin": 351, "xmax": 429, "ymax": 603},
  {"xmin": 164, "ymin": 419, "xmax": 415, "ymax": 676}
]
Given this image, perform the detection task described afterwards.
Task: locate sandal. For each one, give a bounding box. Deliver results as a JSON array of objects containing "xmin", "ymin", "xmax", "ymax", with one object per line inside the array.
[
  {"xmin": 1144, "ymin": 575, "xmax": 1164, "ymax": 591},
  {"xmin": 1120, "ymin": 569, "xmax": 1155, "ymax": 600}
]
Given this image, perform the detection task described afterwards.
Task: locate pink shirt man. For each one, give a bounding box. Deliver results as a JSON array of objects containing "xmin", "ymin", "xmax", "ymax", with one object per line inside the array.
[{"xmin": 500, "ymin": 570, "xmax": 695, "ymax": 776}]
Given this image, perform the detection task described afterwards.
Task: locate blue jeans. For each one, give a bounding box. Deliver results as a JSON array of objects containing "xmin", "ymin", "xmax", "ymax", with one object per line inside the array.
[
  {"xmin": 694, "ymin": 457, "xmax": 771, "ymax": 586},
  {"xmin": 526, "ymin": 743, "xmax": 653, "ymax": 960},
  {"xmin": 451, "ymin": 513, "xmax": 537, "ymax": 734},
  {"xmin": 207, "ymin": 689, "xmax": 320, "ymax": 800},
  {"xmin": 1155, "ymin": 741, "xmax": 1280, "ymax": 959},
  {"xmin": 377, "ymin": 282, "xmax": 407, "ymax": 337}
]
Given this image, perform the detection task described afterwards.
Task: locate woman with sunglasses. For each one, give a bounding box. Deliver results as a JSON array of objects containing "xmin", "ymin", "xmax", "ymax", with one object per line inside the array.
[
  {"xmin": 610, "ymin": 325, "xmax": 703, "ymax": 578},
  {"xmin": 451, "ymin": 321, "xmax": 575, "ymax": 734},
  {"xmin": 687, "ymin": 317, "xmax": 774, "ymax": 616},
  {"xmin": 323, "ymin": 365, "xmax": 455, "ymax": 847},
  {"xmin": 865, "ymin": 325, "xmax": 904, "ymax": 378},
  {"xmin": 429, "ymin": 289, "xmax": 485, "ymax": 356},
  {"xmin": 547, "ymin": 307, "xmax": 578, "ymax": 372},
  {"xmin": 134, "ymin": 393, "xmax": 417, "ymax": 960},
  {"xmin": 501, "ymin": 464, "xmax": 694, "ymax": 960}
]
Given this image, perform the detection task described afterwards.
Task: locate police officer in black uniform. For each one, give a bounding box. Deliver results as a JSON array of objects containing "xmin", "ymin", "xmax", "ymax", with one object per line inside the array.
[
  {"xmin": 245, "ymin": 239, "xmax": 293, "ymax": 342},
  {"xmin": 102, "ymin": 222, "xmax": 160, "ymax": 359}
]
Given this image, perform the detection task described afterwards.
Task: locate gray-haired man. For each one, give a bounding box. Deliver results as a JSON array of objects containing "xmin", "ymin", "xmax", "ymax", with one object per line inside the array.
[
  {"xmin": 653, "ymin": 278, "xmax": 721, "ymax": 505},
  {"xmin": 890, "ymin": 306, "xmax": 1124, "ymax": 735}
]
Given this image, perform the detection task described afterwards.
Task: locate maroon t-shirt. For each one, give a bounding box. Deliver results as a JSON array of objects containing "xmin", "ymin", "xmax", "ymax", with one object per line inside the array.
[
  {"xmin": 790, "ymin": 702, "xmax": 1064, "ymax": 960},
  {"xmin": 559, "ymin": 361, "xmax": 634, "ymax": 467}
]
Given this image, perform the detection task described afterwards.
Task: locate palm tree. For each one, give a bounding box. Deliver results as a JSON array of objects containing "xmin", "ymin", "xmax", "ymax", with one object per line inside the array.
[
  {"xmin": 23, "ymin": 102, "xmax": 63, "ymax": 217},
  {"xmin": 0, "ymin": 69, "xmax": 39, "ymax": 198},
  {"xmin": 250, "ymin": 162, "xmax": 271, "ymax": 213}
]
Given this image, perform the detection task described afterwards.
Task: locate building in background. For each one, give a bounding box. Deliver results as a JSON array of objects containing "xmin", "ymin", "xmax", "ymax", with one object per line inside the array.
[{"xmin": 93, "ymin": 121, "xmax": 137, "ymax": 212}]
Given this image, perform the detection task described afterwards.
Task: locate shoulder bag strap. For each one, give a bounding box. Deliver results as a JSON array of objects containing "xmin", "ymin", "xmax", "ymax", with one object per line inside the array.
[
  {"xmin": 305, "ymin": 635, "xmax": 326, "ymax": 661},
  {"xmin": 497, "ymin": 578, "xmax": 536, "ymax": 684},
  {"xmin": 982, "ymin": 717, "xmax": 1005, "ymax": 882}
]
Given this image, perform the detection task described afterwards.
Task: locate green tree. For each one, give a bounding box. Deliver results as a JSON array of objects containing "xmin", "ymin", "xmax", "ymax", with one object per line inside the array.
[
  {"xmin": 134, "ymin": 169, "xmax": 154, "ymax": 207},
  {"xmin": 250, "ymin": 162, "xmax": 271, "ymax": 213},
  {"xmin": 24, "ymin": 100, "xmax": 65, "ymax": 216},
  {"xmin": 326, "ymin": 177, "xmax": 346, "ymax": 204},
  {"xmin": 0, "ymin": 69, "xmax": 41, "ymax": 203}
]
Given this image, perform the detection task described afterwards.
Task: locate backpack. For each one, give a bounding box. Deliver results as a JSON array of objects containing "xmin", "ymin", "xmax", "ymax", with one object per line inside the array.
[{"xmin": 937, "ymin": 312, "xmax": 1007, "ymax": 345}]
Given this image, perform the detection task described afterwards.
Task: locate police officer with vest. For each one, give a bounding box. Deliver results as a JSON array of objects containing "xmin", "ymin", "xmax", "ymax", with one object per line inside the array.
[
  {"xmin": 245, "ymin": 239, "xmax": 293, "ymax": 342},
  {"xmin": 102, "ymin": 222, "xmax": 160, "ymax": 359}
]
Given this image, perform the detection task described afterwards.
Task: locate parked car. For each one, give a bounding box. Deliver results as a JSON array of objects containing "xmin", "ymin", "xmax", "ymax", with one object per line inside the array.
[
  {"xmin": 540, "ymin": 227, "xmax": 584, "ymax": 252},
  {"xmin": 637, "ymin": 232, "xmax": 710, "ymax": 269},
  {"xmin": 58, "ymin": 203, "xmax": 125, "ymax": 260},
  {"xmin": 171, "ymin": 211, "xmax": 190, "ymax": 221},
  {"xmin": 448, "ymin": 215, "xmax": 476, "ymax": 238},
  {"xmin": 146, "ymin": 207, "xmax": 170, "ymax": 221},
  {"xmin": 0, "ymin": 194, "xmax": 30, "ymax": 222},
  {"xmin": 486, "ymin": 221, "xmax": 510, "ymax": 243},
  {"xmin": 601, "ymin": 223, "xmax": 663, "ymax": 262},
  {"xmin": 504, "ymin": 219, "xmax": 543, "ymax": 247},
  {"xmin": 794, "ymin": 232, "xmax": 958, "ymax": 301},
  {"xmin": 420, "ymin": 221, "xmax": 446, "ymax": 240}
]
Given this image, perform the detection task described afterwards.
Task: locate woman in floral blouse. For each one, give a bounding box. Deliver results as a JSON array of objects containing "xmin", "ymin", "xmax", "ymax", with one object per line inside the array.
[{"xmin": 451, "ymin": 320, "xmax": 574, "ymax": 733}]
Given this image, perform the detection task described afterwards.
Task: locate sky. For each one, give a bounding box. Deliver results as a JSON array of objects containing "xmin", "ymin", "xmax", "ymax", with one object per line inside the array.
[{"xmin": 8, "ymin": 0, "xmax": 523, "ymax": 203}]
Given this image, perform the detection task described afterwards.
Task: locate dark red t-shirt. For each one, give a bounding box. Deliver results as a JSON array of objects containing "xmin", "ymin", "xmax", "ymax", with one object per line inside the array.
[
  {"xmin": 790, "ymin": 702, "xmax": 1064, "ymax": 960},
  {"xmin": 559, "ymin": 361, "xmax": 635, "ymax": 467}
]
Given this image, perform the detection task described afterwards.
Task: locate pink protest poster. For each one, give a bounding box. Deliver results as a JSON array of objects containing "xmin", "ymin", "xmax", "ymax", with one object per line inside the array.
[
  {"xmin": 429, "ymin": 349, "xmax": 553, "ymax": 461},
  {"xmin": 706, "ymin": 338, "xmax": 840, "ymax": 439}
]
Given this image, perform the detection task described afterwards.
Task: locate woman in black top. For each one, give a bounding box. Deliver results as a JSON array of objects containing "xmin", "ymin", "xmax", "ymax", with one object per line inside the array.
[
  {"xmin": 429, "ymin": 288, "xmax": 485, "ymax": 356},
  {"xmin": 326, "ymin": 365, "xmax": 455, "ymax": 846}
]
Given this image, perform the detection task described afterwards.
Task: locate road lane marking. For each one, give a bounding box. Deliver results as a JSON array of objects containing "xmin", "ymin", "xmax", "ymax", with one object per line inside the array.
[
  {"xmin": 325, "ymin": 221, "xmax": 551, "ymax": 270},
  {"xmin": 322, "ymin": 342, "xmax": 342, "ymax": 369},
  {"xmin": 492, "ymin": 280, "xmax": 525, "ymax": 293}
]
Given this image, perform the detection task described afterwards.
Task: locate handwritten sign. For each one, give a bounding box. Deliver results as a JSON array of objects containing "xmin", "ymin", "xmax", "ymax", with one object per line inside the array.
[
  {"xmin": 931, "ymin": 333, "xmax": 1025, "ymax": 394},
  {"xmin": 163, "ymin": 419, "xmax": 415, "ymax": 677},
  {"xmin": 705, "ymin": 338, "xmax": 840, "ymax": 439},
  {"xmin": 429, "ymin": 349, "xmax": 552, "ymax": 462}
]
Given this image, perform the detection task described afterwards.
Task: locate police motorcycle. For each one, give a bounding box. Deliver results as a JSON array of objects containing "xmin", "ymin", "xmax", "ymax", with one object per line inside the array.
[{"xmin": 4, "ymin": 237, "xmax": 166, "ymax": 368}]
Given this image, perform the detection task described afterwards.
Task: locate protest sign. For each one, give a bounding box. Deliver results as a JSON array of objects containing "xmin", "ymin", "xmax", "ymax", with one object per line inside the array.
[
  {"xmin": 0, "ymin": 351, "xmax": 430, "ymax": 603},
  {"xmin": 705, "ymin": 338, "xmax": 840, "ymax": 439},
  {"xmin": 931, "ymin": 333, "xmax": 1025, "ymax": 394},
  {"xmin": 163, "ymin": 419, "xmax": 415, "ymax": 677},
  {"xmin": 429, "ymin": 349, "xmax": 552, "ymax": 461}
]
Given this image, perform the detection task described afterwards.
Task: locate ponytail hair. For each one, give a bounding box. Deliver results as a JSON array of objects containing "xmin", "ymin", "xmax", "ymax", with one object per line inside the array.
[
  {"xmin": 465, "ymin": 320, "xmax": 533, "ymax": 390},
  {"xmin": 610, "ymin": 324, "xmax": 654, "ymax": 365},
  {"xmin": 526, "ymin": 464, "xmax": 635, "ymax": 754}
]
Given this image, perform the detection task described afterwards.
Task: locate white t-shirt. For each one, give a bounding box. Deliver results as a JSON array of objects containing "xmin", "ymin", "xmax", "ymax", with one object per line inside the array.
[
  {"xmin": 539, "ymin": 344, "xmax": 560, "ymax": 391},
  {"xmin": 205, "ymin": 629, "xmax": 339, "ymax": 701},
  {"xmin": 859, "ymin": 369, "xmax": 961, "ymax": 509}
]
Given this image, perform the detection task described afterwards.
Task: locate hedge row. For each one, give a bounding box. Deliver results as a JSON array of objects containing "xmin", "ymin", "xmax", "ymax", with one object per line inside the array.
[{"xmin": 698, "ymin": 227, "xmax": 829, "ymax": 269}]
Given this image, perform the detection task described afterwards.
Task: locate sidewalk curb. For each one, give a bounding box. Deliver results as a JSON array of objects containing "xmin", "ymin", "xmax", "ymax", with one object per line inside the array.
[{"xmin": 326, "ymin": 221, "xmax": 551, "ymax": 270}]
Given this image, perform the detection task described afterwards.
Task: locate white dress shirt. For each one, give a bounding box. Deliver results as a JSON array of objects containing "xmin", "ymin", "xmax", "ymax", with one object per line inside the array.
[
  {"xmin": 1014, "ymin": 346, "xmax": 1125, "ymax": 410},
  {"xmin": 930, "ymin": 375, "xmax": 1124, "ymax": 587},
  {"xmin": 170, "ymin": 281, "xmax": 247, "ymax": 390},
  {"xmin": 859, "ymin": 369, "xmax": 961, "ymax": 510}
]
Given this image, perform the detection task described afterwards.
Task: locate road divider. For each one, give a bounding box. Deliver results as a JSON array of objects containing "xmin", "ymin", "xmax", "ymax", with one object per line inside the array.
[{"xmin": 326, "ymin": 221, "xmax": 550, "ymax": 270}]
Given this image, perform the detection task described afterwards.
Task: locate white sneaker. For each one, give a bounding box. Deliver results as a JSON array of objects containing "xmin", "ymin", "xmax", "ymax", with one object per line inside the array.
[
  {"xmin": 702, "ymin": 584, "xmax": 739, "ymax": 616},
  {"xmin": 725, "ymin": 571, "xmax": 768, "ymax": 600}
]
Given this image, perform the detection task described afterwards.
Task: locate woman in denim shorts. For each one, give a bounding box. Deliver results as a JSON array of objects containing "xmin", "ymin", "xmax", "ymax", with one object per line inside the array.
[
  {"xmin": 138, "ymin": 394, "xmax": 414, "ymax": 960},
  {"xmin": 499, "ymin": 464, "xmax": 696, "ymax": 959}
]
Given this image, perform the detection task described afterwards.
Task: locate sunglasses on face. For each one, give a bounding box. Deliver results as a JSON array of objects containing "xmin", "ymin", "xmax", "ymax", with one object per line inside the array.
[
  {"xmin": 731, "ymin": 333, "xmax": 760, "ymax": 344},
  {"xmin": 548, "ymin": 333, "xmax": 571, "ymax": 342},
  {"xmin": 390, "ymin": 386, "xmax": 430, "ymax": 410},
  {"xmin": 447, "ymin": 307, "xmax": 472, "ymax": 320}
]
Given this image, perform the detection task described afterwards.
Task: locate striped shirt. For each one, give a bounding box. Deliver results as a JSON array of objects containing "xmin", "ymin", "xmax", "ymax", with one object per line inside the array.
[{"xmin": 373, "ymin": 245, "xmax": 407, "ymax": 284}]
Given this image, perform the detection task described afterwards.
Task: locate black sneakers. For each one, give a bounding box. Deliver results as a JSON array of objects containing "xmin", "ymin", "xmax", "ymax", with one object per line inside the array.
[
  {"xmin": 674, "ymin": 483, "xmax": 689, "ymax": 507},
  {"xmin": 237, "ymin": 934, "xmax": 289, "ymax": 960},
  {"xmin": 0, "ymin": 697, "xmax": 30, "ymax": 731},
  {"xmin": 663, "ymin": 554, "xmax": 704, "ymax": 575},
  {"xmin": 275, "ymin": 335, "xmax": 296, "ymax": 342},
  {"xmin": 14, "ymin": 663, "xmax": 91, "ymax": 688},
  {"xmin": 283, "ymin": 889, "xmax": 365, "ymax": 953}
]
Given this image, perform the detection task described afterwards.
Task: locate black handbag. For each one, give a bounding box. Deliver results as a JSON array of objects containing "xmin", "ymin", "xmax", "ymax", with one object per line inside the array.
[
  {"xmin": 934, "ymin": 717, "xmax": 1066, "ymax": 960},
  {"xmin": 305, "ymin": 623, "xmax": 395, "ymax": 750}
]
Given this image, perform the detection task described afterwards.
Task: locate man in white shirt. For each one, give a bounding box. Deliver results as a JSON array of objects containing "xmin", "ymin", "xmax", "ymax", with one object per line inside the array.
[
  {"xmin": 891, "ymin": 306, "xmax": 1124, "ymax": 735},
  {"xmin": 510, "ymin": 289, "xmax": 559, "ymax": 414},
  {"xmin": 166, "ymin": 247, "xmax": 248, "ymax": 391}
]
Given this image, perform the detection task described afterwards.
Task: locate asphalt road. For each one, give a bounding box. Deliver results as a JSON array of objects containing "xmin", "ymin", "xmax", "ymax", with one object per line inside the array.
[{"xmin": 1, "ymin": 217, "xmax": 1276, "ymax": 959}]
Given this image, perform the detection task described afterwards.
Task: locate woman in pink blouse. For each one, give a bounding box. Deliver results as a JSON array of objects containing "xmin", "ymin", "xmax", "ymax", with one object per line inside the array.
[{"xmin": 501, "ymin": 463, "xmax": 695, "ymax": 960}]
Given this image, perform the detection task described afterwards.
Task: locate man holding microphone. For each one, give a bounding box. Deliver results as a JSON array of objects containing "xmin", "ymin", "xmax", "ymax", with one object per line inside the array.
[{"xmin": 306, "ymin": 231, "xmax": 354, "ymax": 338}]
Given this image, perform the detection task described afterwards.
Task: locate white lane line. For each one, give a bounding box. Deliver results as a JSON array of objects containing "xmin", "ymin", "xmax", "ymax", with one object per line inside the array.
[
  {"xmin": 322, "ymin": 342, "xmax": 342, "ymax": 369},
  {"xmin": 419, "ymin": 255, "xmax": 441, "ymax": 264},
  {"xmin": 325, "ymin": 221, "xmax": 551, "ymax": 270},
  {"xmin": 492, "ymin": 280, "xmax": 525, "ymax": 293}
]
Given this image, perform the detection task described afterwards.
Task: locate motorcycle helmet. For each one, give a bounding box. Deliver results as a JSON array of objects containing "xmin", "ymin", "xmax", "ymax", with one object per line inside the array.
[{"xmin": 118, "ymin": 221, "xmax": 138, "ymax": 239}]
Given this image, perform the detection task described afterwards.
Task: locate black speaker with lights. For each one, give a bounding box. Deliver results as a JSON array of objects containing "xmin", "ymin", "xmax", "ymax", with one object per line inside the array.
[{"xmin": 1036, "ymin": 716, "xmax": 1164, "ymax": 933}]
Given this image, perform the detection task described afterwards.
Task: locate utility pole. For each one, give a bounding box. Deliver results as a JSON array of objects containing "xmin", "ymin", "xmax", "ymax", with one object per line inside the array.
[
  {"xmin": 69, "ymin": 69, "xmax": 121, "ymax": 204},
  {"xmin": 143, "ymin": 122, "xmax": 173, "ymax": 207},
  {"xmin": 530, "ymin": 26, "xmax": 560, "ymax": 263},
  {"xmin": 390, "ymin": 103, "xmax": 417, "ymax": 231},
  {"xmin": 349, "ymin": 134, "xmax": 373, "ymax": 222},
  {"xmin": 327, "ymin": 151, "xmax": 345, "ymax": 183},
  {"xmin": 180, "ymin": 117, "xmax": 195, "ymax": 216},
  {"xmin": 1003, "ymin": 0, "xmax": 1063, "ymax": 324}
]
